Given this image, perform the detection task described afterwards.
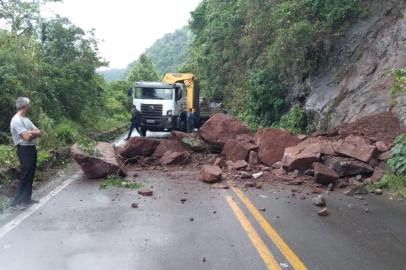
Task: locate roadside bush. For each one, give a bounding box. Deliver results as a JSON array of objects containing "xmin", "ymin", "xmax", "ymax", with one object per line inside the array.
[
  {"xmin": 55, "ymin": 120, "xmax": 80, "ymax": 145},
  {"xmin": 387, "ymin": 134, "xmax": 406, "ymax": 175},
  {"xmin": 0, "ymin": 145, "xmax": 18, "ymax": 168},
  {"xmin": 376, "ymin": 134, "xmax": 406, "ymax": 198},
  {"xmin": 273, "ymin": 105, "xmax": 307, "ymax": 134}
]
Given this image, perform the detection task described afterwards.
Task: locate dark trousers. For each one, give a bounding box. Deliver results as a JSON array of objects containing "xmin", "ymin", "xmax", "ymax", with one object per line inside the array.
[
  {"xmin": 126, "ymin": 122, "xmax": 141, "ymax": 139},
  {"xmin": 12, "ymin": 145, "xmax": 37, "ymax": 206}
]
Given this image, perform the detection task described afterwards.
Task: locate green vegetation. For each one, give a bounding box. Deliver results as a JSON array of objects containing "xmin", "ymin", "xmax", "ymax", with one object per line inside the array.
[
  {"xmin": 127, "ymin": 53, "xmax": 159, "ymax": 83},
  {"xmin": 185, "ymin": 0, "xmax": 365, "ymax": 127},
  {"xmin": 0, "ymin": 145, "xmax": 18, "ymax": 168},
  {"xmin": 0, "ymin": 0, "xmax": 133, "ymax": 171},
  {"xmin": 390, "ymin": 68, "xmax": 406, "ymax": 105},
  {"xmin": 376, "ymin": 134, "xmax": 406, "ymax": 198},
  {"xmin": 273, "ymin": 105, "xmax": 307, "ymax": 134},
  {"xmin": 100, "ymin": 175, "xmax": 143, "ymax": 190},
  {"xmin": 145, "ymin": 26, "xmax": 192, "ymax": 76}
]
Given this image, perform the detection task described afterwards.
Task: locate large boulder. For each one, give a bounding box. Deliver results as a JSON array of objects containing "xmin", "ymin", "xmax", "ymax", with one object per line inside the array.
[
  {"xmin": 322, "ymin": 156, "xmax": 374, "ymax": 177},
  {"xmin": 333, "ymin": 135, "xmax": 377, "ymax": 163},
  {"xmin": 181, "ymin": 137, "xmax": 209, "ymax": 152},
  {"xmin": 199, "ymin": 165, "xmax": 222, "ymax": 183},
  {"xmin": 222, "ymin": 140, "xmax": 257, "ymax": 161},
  {"xmin": 281, "ymin": 143, "xmax": 321, "ymax": 171},
  {"xmin": 160, "ymin": 151, "xmax": 190, "ymax": 165},
  {"xmin": 71, "ymin": 142, "xmax": 126, "ymax": 179},
  {"xmin": 198, "ymin": 113, "xmax": 253, "ymax": 147},
  {"xmin": 116, "ymin": 137, "xmax": 159, "ymax": 160},
  {"xmin": 313, "ymin": 162, "xmax": 339, "ymax": 185},
  {"xmin": 256, "ymin": 128, "xmax": 301, "ymax": 166},
  {"xmin": 152, "ymin": 139, "xmax": 189, "ymax": 157}
]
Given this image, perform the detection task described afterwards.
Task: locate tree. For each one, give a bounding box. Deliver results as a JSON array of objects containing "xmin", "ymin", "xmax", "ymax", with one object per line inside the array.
[{"xmin": 127, "ymin": 53, "xmax": 159, "ymax": 82}]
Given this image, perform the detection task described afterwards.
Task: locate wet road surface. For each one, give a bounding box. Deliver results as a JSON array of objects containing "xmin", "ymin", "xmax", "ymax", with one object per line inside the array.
[{"xmin": 1, "ymin": 132, "xmax": 406, "ymax": 270}]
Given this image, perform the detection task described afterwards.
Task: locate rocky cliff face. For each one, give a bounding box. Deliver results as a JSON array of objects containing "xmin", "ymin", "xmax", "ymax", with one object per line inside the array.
[{"xmin": 291, "ymin": 0, "xmax": 406, "ymax": 129}]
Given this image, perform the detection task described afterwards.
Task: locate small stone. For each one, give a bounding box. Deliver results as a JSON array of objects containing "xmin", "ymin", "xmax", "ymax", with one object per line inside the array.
[
  {"xmin": 318, "ymin": 208, "xmax": 329, "ymax": 216},
  {"xmin": 327, "ymin": 183, "xmax": 334, "ymax": 191},
  {"xmin": 131, "ymin": 203, "xmax": 138, "ymax": 208},
  {"xmin": 259, "ymin": 208, "xmax": 266, "ymax": 212},
  {"xmin": 180, "ymin": 198, "xmax": 187, "ymax": 204},
  {"xmin": 202, "ymin": 257, "xmax": 206, "ymax": 262},
  {"xmin": 365, "ymin": 208, "xmax": 369, "ymax": 213},
  {"xmin": 344, "ymin": 189, "xmax": 354, "ymax": 196},
  {"xmin": 312, "ymin": 195, "xmax": 326, "ymax": 207},
  {"xmin": 245, "ymin": 181, "xmax": 256, "ymax": 188},
  {"xmin": 211, "ymin": 183, "xmax": 229, "ymax": 189},
  {"xmin": 138, "ymin": 189, "xmax": 153, "ymax": 196},
  {"xmin": 287, "ymin": 180, "xmax": 304, "ymax": 185},
  {"xmin": 311, "ymin": 187, "xmax": 322, "ymax": 194},
  {"xmin": 256, "ymin": 183, "xmax": 263, "ymax": 189},
  {"xmin": 189, "ymin": 217, "xmax": 194, "ymax": 222},
  {"xmin": 356, "ymin": 196, "xmax": 364, "ymax": 200},
  {"xmin": 355, "ymin": 175, "xmax": 363, "ymax": 181},
  {"xmin": 351, "ymin": 185, "xmax": 368, "ymax": 195},
  {"xmin": 374, "ymin": 189, "xmax": 383, "ymax": 195},
  {"xmin": 252, "ymin": 172, "xmax": 264, "ymax": 179}
]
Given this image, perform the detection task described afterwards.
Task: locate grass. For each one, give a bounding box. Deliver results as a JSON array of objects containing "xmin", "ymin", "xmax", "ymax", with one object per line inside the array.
[
  {"xmin": 0, "ymin": 195, "xmax": 9, "ymax": 212},
  {"xmin": 100, "ymin": 175, "xmax": 143, "ymax": 190},
  {"xmin": 375, "ymin": 174, "xmax": 406, "ymax": 198}
]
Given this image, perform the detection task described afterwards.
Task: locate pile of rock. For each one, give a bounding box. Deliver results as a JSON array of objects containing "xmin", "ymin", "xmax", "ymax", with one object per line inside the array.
[{"xmin": 70, "ymin": 112, "xmax": 399, "ymax": 189}]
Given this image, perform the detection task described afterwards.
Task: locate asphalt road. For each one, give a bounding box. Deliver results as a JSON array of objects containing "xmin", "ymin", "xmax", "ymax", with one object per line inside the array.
[{"xmin": 0, "ymin": 132, "xmax": 406, "ymax": 270}]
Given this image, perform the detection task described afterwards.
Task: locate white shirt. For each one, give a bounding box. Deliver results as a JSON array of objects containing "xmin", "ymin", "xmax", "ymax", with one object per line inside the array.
[{"xmin": 10, "ymin": 114, "xmax": 37, "ymax": 146}]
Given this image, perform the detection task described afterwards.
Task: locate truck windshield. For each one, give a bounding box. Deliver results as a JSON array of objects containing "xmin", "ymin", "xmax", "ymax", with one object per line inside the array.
[{"xmin": 134, "ymin": 88, "xmax": 173, "ymax": 100}]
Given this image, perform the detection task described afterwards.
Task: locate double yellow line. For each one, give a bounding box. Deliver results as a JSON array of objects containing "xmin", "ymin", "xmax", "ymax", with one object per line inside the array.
[{"xmin": 226, "ymin": 184, "xmax": 309, "ymax": 270}]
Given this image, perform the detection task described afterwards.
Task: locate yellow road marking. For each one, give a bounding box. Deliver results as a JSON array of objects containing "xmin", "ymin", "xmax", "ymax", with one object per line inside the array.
[
  {"xmin": 231, "ymin": 186, "xmax": 309, "ymax": 270},
  {"xmin": 225, "ymin": 195, "xmax": 282, "ymax": 270}
]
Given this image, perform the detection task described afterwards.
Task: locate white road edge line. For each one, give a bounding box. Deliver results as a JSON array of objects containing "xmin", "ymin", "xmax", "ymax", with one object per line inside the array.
[{"xmin": 0, "ymin": 176, "xmax": 77, "ymax": 239}]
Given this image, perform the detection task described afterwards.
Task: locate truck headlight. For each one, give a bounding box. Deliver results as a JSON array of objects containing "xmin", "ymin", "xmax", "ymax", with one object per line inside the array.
[{"xmin": 167, "ymin": 110, "xmax": 173, "ymax": 116}]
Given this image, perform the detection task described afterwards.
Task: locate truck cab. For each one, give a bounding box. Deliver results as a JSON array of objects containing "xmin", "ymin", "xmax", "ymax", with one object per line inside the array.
[{"xmin": 131, "ymin": 81, "xmax": 185, "ymax": 135}]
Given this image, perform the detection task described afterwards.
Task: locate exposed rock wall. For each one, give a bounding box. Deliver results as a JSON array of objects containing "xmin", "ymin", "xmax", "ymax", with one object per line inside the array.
[{"xmin": 291, "ymin": 0, "xmax": 406, "ymax": 129}]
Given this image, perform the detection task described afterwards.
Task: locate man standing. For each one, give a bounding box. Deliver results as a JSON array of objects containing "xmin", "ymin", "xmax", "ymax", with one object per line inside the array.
[
  {"xmin": 10, "ymin": 97, "xmax": 41, "ymax": 210},
  {"xmin": 186, "ymin": 108, "xmax": 195, "ymax": 133},
  {"xmin": 125, "ymin": 105, "xmax": 142, "ymax": 140}
]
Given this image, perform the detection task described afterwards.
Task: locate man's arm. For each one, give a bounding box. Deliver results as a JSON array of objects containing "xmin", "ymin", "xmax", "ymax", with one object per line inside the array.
[{"xmin": 19, "ymin": 129, "xmax": 41, "ymax": 141}]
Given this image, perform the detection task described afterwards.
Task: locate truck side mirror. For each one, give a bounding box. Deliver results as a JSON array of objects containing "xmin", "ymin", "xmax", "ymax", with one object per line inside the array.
[{"xmin": 127, "ymin": 88, "xmax": 133, "ymax": 97}]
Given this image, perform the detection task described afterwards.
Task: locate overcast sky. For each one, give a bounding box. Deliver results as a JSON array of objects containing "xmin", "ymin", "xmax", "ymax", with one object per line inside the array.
[{"xmin": 42, "ymin": 0, "xmax": 201, "ymax": 69}]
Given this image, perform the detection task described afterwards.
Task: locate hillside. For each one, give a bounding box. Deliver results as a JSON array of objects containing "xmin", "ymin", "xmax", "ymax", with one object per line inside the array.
[
  {"xmin": 184, "ymin": 0, "xmax": 406, "ymax": 130},
  {"xmin": 145, "ymin": 26, "xmax": 192, "ymax": 75},
  {"xmin": 98, "ymin": 68, "xmax": 126, "ymax": 82}
]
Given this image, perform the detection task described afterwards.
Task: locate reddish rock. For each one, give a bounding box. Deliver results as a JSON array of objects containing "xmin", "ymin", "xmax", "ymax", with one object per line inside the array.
[
  {"xmin": 71, "ymin": 142, "xmax": 127, "ymax": 179},
  {"xmin": 375, "ymin": 141, "xmax": 392, "ymax": 152},
  {"xmin": 170, "ymin": 130, "xmax": 197, "ymax": 140},
  {"xmin": 199, "ymin": 165, "xmax": 222, "ymax": 183},
  {"xmin": 248, "ymin": 151, "xmax": 259, "ymax": 165},
  {"xmin": 138, "ymin": 189, "xmax": 153, "ymax": 196},
  {"xmin": 299, "ymin": 137, "xmax": 335, "ymax": 155},
  {"xmin": 281, "ymin": 143, "xmax": 321, "ymax": 171},
  {"xmin": 245, "ymin": 181, "xmax": 256, "ymax": 188},
  {"xmin": 370, "ymin": 167, "xmax": 386, "ymax": 182},
  {"xmin": 117, "ymin": 137, "xmax": 159, "ymax": 159},
  {"xmin": 199, "ymin": 113, "xmax": 253, "ymax": 147},
  {"xmin": 222, "ymin": 140, "xmax": 257, "ymax": 161},
  {"xmin": 333, "ymin": 137, "xmax": 377, "ymax": 163},
  {"xmin": 318, "ymin": 208, "xmax": 329, "ymax": 217},
  {"xmin": 377, "ymin": 151, "xmax": 392, "ymax": 161},
  {"xmin": 313, "ymin": 162, "xmax": 339, "ymax": 185},
  {"xmin": 256, "ymin": 128, "xmax": 300, "ymax": 166},
  {"xmin": 160, "ymin": 151, "xmax": 190, "ymax": 165},
  {"xmin": 297, "ymin": 134, "xmax": 308, "ymax": 141},
  {"xmin": 322, "ymin": 156, "xmax": 374, "ymax": 177},
  {"xmin": 153, "ymin": 139, "xmax": 189, "ymax": 157},
  {"xmin": 227, "ymin": 160, "xmax": 248, "ymax": 170},
  {"xmin": 214, "ymin": 157, "xmax": 226, "ymax": 168}
]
